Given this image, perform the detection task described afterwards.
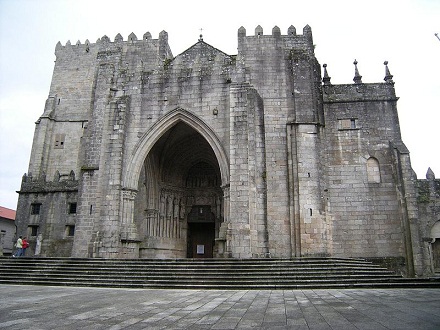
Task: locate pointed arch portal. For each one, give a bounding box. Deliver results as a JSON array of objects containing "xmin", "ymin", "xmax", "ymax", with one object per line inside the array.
[
  {"xmin": 124, "ymin": 108, "xmax": 229, "ymax": 190},
  {"xmin": 122, "ymin": 108, "xmax": 229, "ymax": 258}
]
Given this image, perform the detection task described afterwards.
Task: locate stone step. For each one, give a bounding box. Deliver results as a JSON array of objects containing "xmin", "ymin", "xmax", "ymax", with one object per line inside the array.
[
  {"xmin": 1, "ymin": 257, "xmax": 379, "ymax": 266},
  {"xmin": 0, "ymin": 277, "xmax": 439, "ymax": 289},
  {"xmin": 2, "ymin": 269, "xmax": 396, "ymax": 275},
  {"xmin": 0, "ymin": 262, "xmax": 389, "ymax": 271},
  {"xmin": 1, "ymin": 257, "xmax": 438, "ymax": 289},
  {"xmin": 0, "ymin": 272, "xmax": 401, "ymax": 280},
  {"xmin": 0, "ymin": 260, "xmax": 388, "ymax": 270}
]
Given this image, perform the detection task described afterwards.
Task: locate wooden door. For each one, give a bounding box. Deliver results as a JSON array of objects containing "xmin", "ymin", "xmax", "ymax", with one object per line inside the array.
[{"xmin": 188, "ymin": 222, "xmax": 215, "ymax": 258}]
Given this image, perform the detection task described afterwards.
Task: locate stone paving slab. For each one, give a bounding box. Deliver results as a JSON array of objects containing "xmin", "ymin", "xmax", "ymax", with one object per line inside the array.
[{"xmin": 0, "ymin": 285, "xmax": 439, "ymax": 329}]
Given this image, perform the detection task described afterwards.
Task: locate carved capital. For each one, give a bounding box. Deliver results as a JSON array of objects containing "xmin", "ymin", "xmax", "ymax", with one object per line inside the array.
[{"xmin": 122, "ymin": 188, "xmax": 137, "ymax": 201}]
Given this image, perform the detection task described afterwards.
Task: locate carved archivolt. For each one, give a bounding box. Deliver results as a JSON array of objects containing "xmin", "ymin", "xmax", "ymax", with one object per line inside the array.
[{"xmin": 123, "ymin": 108, "xmax": 230, "ymax": 191}]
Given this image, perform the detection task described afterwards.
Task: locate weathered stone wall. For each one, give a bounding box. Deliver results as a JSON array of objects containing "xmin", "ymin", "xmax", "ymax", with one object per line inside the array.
[
  {"xmin": 323, "ymin": 83, "xmax": 406, "ymax": 261},
  {"xmin": 15, "ymin": 175, "xmax": 78, "ymax": 257},
  {"xmin": 237, "ymin": 25, "xmax": 325, "ymax": 257},
  {"xmin": 14, "ymin": 25, "xmax": 439, "ymax": 276},
  {"xmin": 28, "ymin": 40, "xmax": 98, "ymax": 180}
]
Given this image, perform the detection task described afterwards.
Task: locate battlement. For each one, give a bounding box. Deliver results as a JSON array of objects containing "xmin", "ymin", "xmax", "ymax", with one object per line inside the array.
[
  {"xmin": 53, "ymin": 26, "xmax": 313, "ymax": 57},
  {"xmin": 236, "ymin": 25, "xmax": 314, "ymax": 56},
  {"xmin": 237, "ymin": 25, "xmax": 313, "ymax": 42},
  {"xmin": 54, "ymin": 30, "xmax": 170, "ymax": 57},
  {"xmin": 54, "ymin": 30, "xmax": 164, "ymax": 48}
]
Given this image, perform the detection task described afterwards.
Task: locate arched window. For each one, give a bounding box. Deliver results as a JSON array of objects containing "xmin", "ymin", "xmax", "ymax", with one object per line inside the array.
[{"xmin": 366, "ymin": 157, "xmax": 380, "ymax": 183}]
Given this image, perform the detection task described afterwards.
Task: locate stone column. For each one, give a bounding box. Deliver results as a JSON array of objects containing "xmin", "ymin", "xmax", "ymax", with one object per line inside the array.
[
  {"xmin": 121, "ymin": 189, "xmax": 139, "ymax": 237},
  {"xmin": 222, "ymin": 185, "xmax": 230, "ymax": 224},
  {"xmin": 215, "ymin": 185, "xmax": 231, "ymax": 257},
  {"xmin": 120, "ymin": 189, "xmax": 140, "ymax": 258}
]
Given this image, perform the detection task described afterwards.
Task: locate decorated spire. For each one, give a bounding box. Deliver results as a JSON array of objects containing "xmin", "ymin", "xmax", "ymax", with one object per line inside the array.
[
  {"xmin": 383, "ymin": 61, "xmax": 394, "ymax": 84},
  {"xmin": 199, "ymin": 28, "xmax": 203, "ymax": 42},
  {"xmin": 322, "ymin": 64, "xmax": 331, "ymax": 85},
  {"xmin": 353, "ymin": 59, "xmax": 362, "ymax": 84}
]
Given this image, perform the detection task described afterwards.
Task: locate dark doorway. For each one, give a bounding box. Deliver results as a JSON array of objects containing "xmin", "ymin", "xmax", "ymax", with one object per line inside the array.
[
  {"xmin": 187, "ymin": 205, "xmax": 215, "ymax": 258},
  {"xmin": 187, "ymin": 222, "xmax": 215, "ymax": 258}
]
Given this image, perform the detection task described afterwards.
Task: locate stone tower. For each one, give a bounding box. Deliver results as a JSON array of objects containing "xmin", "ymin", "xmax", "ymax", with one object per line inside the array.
[{"xmin": 15, "ymin": 25, "xmax": 440, "ymax": 277}]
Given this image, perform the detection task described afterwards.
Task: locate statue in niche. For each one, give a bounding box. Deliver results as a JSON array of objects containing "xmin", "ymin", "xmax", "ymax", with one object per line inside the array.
[
  {"xmin": 166, "ymin": 195, "xmax": 173, "ymax": 218},
  {"xmin": 159, "ymin": 194, "xmax": 165, "ymax": 217},
  {"xmin": 173, "ymin": 197, "xmax": 179, "ymax": 219},
  {"xmin": 179, "ymin": 198, "xmax": 185, "ymax": 219},
  {"xmin": 216, "ymin": 196, "xmax": 221, "ymax": 217}
]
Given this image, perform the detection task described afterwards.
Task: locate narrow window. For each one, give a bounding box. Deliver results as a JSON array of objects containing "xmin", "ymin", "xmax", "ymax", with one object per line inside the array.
[
  {"xmin": 65, "ymin": 225, "xmax": 75, "ymax": 237},
  {"xmin": 30, "ymin": 203, "xmax": 41, "ymax": 215},
  {"xmin": 28, "ymin": 225, "xmax": 38, "ymax": 237},
  {"xmin": 68, "ymin": 202, "xmax": 77, "ymax": 214},
  {"xmin": 350, "ymin": 119, "xmax": 356, "ymax": 129},
  {"xmin": 367, "ymin": 157, "xmax": 381, "ymax": 183}
]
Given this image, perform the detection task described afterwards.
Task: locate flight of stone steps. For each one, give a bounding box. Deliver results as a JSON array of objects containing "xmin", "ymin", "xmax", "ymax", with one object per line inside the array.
[{"xmin": 0, "ymin": 257, "xmax": 439, "ymax": 289}]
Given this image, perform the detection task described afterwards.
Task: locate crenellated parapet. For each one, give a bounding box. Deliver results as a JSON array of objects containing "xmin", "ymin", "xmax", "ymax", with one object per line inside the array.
[
  {"xmin": 237, "ymin": 24, "xmax": 314, "ymax": 45},
  {"xmin": 54, "ymin": 31, "xmax": 172, "ymax": 62},
  {"xmin": 235, "ymin": 25, "xmax": 319, "ymax": 106},
  {"xmin": 237, "ymin": 25, "xmax": 316, "ymax": 68}
]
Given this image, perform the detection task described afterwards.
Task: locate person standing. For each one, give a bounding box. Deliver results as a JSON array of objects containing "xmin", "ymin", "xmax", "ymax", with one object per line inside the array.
[
  {"xmin": 13, "ymin": 236, "xmax": 23, "ymax": 257},
  {"xmin": 22, "ymin": 237, "xmax": 29, "ymax": 256}
]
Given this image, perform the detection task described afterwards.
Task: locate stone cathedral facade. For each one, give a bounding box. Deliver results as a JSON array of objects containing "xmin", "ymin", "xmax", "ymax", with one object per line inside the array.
[{"xmin": 15, "ymin": 25, "xmax": 440, "ymax": 277}]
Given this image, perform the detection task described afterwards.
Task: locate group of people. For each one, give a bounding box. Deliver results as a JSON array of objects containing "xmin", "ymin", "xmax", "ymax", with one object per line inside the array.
[{"xmin": 13, "ymin": 236, "xmax": 29, "ymax": 257}]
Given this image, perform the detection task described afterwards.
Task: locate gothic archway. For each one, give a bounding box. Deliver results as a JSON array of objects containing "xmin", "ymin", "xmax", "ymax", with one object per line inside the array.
[
  {"xmin": 123, "ymin": 108, "xmax": 229, "ymax": 190},
  {"xmin": 122, "ymin": 108, "xmax": 229, "ymax": 258}
]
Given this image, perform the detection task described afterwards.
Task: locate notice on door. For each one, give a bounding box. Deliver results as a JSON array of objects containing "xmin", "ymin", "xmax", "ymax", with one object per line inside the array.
[{"xmin": 197, "ymin": 244, "xmax": 205, "ymax": 255}]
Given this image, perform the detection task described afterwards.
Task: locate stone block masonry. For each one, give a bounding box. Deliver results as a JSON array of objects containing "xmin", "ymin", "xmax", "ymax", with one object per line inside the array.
[{"xmin": 14, "ymin": 25, "xmax": 439, "ymax": 277}]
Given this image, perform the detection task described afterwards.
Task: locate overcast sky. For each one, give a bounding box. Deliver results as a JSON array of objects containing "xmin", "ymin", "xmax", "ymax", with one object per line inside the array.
[{"xmin": 0, "ymin": 0, "xmax": 439, "ymax": 210}]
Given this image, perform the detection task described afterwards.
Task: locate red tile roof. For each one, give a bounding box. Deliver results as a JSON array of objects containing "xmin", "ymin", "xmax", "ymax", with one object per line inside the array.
[{"xmin": 0, "ymin": 206, "xmax": 16, "ymax": 220}]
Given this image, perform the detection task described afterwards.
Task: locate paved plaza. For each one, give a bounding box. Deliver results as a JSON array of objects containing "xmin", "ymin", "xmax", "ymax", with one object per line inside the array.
[{"xmin": 0, "ymin": 285, "xmax": 439, "ymax": 329}]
